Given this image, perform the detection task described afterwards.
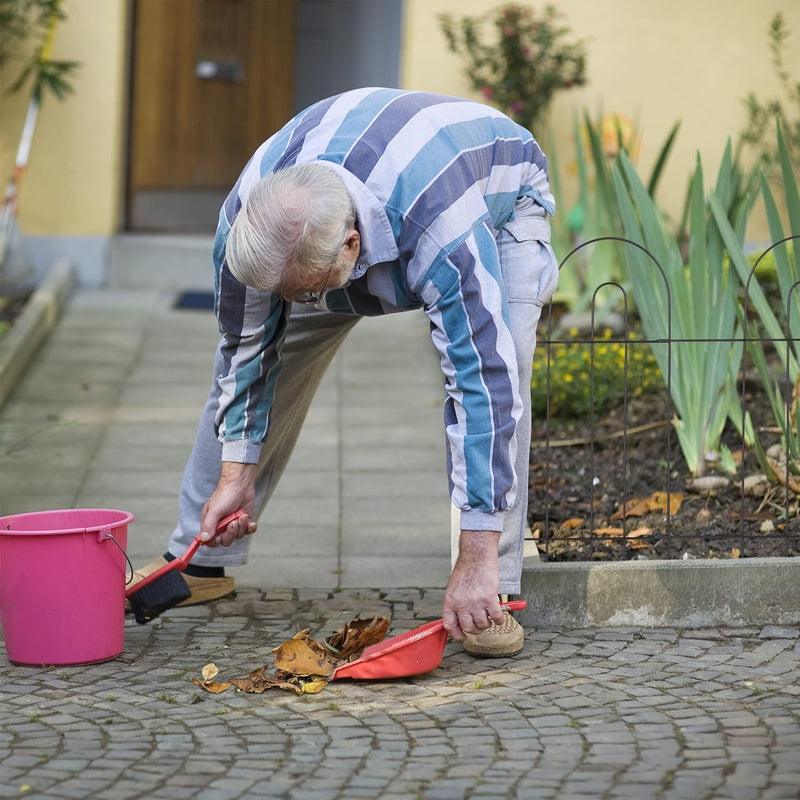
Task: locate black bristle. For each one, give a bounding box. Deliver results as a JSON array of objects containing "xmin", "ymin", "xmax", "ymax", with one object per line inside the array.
[{"xmin": 128, "ymin": 570, "xmax": 192, "ymax": 624}]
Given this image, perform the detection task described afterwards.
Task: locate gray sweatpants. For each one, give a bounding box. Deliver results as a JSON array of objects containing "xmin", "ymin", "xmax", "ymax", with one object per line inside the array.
[{"xmin": 167, "ymin": 200, "xmax": 557, "ymax": 594}]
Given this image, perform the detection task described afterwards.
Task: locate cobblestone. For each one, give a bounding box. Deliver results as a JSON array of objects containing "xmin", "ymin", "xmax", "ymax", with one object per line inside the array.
[{"xmin": 1, "ymin": 588, "xmax": 798, "ymax": 798}]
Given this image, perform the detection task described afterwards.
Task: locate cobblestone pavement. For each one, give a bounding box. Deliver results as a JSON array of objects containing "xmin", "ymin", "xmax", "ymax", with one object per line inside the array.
[{"xmin": 2, "ymin": 589, "xmax": 799, "ymax": 800}]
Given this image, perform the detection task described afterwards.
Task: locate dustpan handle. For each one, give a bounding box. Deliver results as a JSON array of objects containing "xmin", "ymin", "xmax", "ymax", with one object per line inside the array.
[
  {"xmin": 501, "ymin": 599, "xmax": 527, "ymax": 612},
  {"xmin": 172, "ymin": 509, "xmax": 246, "ymax": 570}
]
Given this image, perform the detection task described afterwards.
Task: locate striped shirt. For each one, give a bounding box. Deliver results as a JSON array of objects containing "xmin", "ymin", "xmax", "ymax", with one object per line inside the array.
[{"xmin": 212, "ymin": 88, "xmax": 554, "ymax": 530}]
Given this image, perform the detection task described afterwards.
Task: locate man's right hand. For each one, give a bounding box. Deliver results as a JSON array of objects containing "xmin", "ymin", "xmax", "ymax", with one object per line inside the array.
[
  {"xmin": 442, "ymin": 529, "xmax": 504, "ymax": 640},
  {"xmin": 200, "ymin": 461, "xmax": 258, "ymax": 547}
]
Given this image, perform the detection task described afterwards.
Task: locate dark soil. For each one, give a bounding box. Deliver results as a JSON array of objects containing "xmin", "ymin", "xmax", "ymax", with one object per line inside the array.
[
  {"xmin": 528, "ymin": 392, "xmax": 800, "ymax": 562},
  {"xmin": 0, "ymin": 293, "xmax": 29, "ymax": 335}
]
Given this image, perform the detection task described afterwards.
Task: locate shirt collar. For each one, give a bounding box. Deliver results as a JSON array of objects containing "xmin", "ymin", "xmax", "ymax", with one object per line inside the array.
[{"xmin": 315, "ymin": 160, "xmax": 399, "ymax": 279}]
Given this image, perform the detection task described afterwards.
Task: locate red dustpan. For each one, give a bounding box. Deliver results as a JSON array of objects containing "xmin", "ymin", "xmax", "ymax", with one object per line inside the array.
[{"xmin": 330, "ymin": 600, "xmax": 527, "ymax": 681}]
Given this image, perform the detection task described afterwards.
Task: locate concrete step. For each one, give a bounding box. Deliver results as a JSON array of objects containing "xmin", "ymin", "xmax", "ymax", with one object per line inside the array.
[{"xmin": 107, "ymin": 234, "xmax": 215, "ymax": 289}]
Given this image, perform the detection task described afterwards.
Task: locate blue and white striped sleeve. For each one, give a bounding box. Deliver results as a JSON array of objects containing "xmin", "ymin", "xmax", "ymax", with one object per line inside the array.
[
  {"xmin": 417, "ymin": 217, "xmax": 523, "ymax": 532},
  {"xmin": 211, "ymin": 213, "xmax": 290, "ymax": 464}
]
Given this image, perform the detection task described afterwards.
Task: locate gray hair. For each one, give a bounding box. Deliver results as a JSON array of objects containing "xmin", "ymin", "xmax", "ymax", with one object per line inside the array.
[{"xmin": 225, "ymin": 162, "xmax": 355, "ymax": 293}]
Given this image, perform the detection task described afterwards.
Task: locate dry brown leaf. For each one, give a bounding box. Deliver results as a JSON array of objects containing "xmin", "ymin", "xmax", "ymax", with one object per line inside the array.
[
  {"xmin": 229, "ymin": 665, "xmax": 281, "ymax": 693},
  {"xmin": 627, "ymin": 526, "xmax": 652, "ymax": 538},
  {"xmin": 611, "ymin": 497, "xmax": 652, "ymax": 519},
  {"xmin": 627, "ymin": 539, "xmax": 651, "ymax": 550},
  {"xmin": 731, "ymin": 547, "xmax": 741, "ymax": 558},
  {"xmin": 556, "ymin": 518, "xmax": 585, "ymax": 538},
  {"xmin": 594, "ymin": 526, "xmax": 624, "ymax": 536},
  {"xmin": 651, "ymin": 491, "xmax": 683, "ymax": 515},
  {"xmin": 612, "ymin": 491, "xmax": 683, "ymax": 520},
  {"xmin": 229, "ymin": 666, "xmax": 329, "ymax": 696},
  {"xmin": 272, "ymin": 630, "xmax": 338, "ymax": 677},
  {"xmin": 325, "ymin": 617, "xmax": 390, "ymax": 660},
  {"xmin": 192, "ymin": 678, "xmax": 231, "ymax": 694},
  {"xmin": 766, "ymin": 457, "xmax": 800, "ymax": 494},
  {"xmin": 300, "ymin": 679, "xmax": 329, "ymax": 694},
  {"xmin": 201, "ymin": 663, "xmax": 219, "ymax": 681}
]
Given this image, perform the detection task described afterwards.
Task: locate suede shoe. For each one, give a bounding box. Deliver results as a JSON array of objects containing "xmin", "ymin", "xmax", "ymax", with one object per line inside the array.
[
  {"xmin": 463, "ymin": 610, "xmax": 524, "ymax": 657},
  {"xmin": 125, "ymin": 557, "xmax": 235, "ymax": 611}
]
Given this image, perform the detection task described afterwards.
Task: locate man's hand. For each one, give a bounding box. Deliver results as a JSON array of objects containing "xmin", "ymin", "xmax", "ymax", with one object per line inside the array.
[
  {"xmin": 443, "ymin": 530, "xmax": 504, "ymax": 641},
  {"xmin": 200, "ymin": 462, "xmax": 258, "ymax": 547}
]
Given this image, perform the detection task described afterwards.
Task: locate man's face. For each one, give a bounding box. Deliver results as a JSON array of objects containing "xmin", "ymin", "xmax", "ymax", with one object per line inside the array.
[{"xmin": 279, "ymin": 228, "xmax": 360, "ymax": 304}]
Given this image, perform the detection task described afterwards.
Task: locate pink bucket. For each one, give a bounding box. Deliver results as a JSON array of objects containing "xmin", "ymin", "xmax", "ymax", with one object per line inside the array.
[{"xmin": 0, "ymin": 508, "xmax": 134, "ymax": 666}]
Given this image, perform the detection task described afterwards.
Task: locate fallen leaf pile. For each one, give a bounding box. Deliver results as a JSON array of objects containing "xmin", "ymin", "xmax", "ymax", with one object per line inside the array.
[
  {"xmin": 193, "ymin": 616, "xmax": 390, "ymax": 695},
  {"xmin": 537, "ymin": 490, "xmax": 692, "ymax": 559}
]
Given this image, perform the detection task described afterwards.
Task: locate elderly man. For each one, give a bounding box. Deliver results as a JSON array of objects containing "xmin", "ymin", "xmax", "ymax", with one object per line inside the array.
[{"xmin": 131, "ymin": 88, "xmax": 558, "ymax": 657}]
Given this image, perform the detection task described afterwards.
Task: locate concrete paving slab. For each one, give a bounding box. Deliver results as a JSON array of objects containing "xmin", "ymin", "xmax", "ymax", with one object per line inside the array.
[
  {"xmin": 101, "ymin": 421, "xmax": 202, "ymax": 449},
  {"xmin": 236, "ymin": 556, "xmax": 342, "ymax": 589},
  {"xmin": 338, "ymin": 557, "xmax": 450, "ymax": 588},
  {"xmin": 0, "ymin": 491, "xmax": 81, "ymax": 516},
  {"xmin": 343, "ymin": 445, "xmax": 446, "ymax": 472},
  {"xmin": 261, "ymin": 481, "xmax": 339, "ymax": 513},
  {"xmin": 342, "ymin": 495, "xmax": 449, "ymax": 529},
  {"xmin": 279, "ymin": 442, "xmax": 340, "ymax": 472},
  {"xmin": 342, "ymin": 469, "xmax": 446, "ymax": 499},
  {"xmin": 91, "ymin": 442, "xmax": 195, "ymax": 473},
  {"xmin": 262, "ymin": 469, "xmax": 338, "ymax": 497},
  {"xmin": 235, "ymin": 524, "xmax": 341, "ymax": 559},
  {"xmin": 341, "ymin": 523, "xmax": 451, "ymax": 557},
  {"xmin": 78, "ymin": 467, "xmax": 187, "ymax": 499}
]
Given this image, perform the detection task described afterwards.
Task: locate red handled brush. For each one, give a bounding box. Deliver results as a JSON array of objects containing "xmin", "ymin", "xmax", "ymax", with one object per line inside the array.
[{"xmin": 126, "ymin": 510, "xmax": 245, "ymax": 624}]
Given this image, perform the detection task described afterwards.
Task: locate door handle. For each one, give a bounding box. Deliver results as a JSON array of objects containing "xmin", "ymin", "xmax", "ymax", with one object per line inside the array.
[{"xmin": 195, "ymin": 60, "xmax": 244, "ymax": 82}]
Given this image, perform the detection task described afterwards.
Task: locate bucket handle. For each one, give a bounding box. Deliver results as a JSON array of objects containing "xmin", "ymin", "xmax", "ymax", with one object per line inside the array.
[{"xmin": 99, "ymin": 529, "xmax": 135, "ymax": 586}]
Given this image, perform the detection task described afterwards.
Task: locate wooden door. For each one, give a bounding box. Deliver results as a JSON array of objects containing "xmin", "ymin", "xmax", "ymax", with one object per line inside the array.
[{"xmin": 127, "ymin": 0, "xmax": 296, "ymax": 231}]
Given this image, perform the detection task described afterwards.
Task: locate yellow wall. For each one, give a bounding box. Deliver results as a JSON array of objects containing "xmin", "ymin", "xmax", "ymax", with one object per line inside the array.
[
  {"xmin": 0, "ymin": 0, "xmax": 127, "ymax": 237},
  {"xmin": 403, "ymin": 0, "xmax": 800, "ymax": 241},
  {"xmin": 2, "ymin": 0, "xmax": 798, "ymax": 245}
]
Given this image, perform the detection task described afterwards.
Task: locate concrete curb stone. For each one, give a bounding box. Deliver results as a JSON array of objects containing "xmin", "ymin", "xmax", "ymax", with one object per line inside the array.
[
  {"xmin": 521, "ymin": 556, "xmax": 800, "ymax": 628},
  {"xmin": 0, "ymin": 259, "xmax": 75, "ymax": 409}
]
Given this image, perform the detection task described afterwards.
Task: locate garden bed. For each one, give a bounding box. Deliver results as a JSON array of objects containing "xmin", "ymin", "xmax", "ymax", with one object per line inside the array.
[{"xmin": 528, "ymin": 391, "xmax": 800, "ymax": 562}]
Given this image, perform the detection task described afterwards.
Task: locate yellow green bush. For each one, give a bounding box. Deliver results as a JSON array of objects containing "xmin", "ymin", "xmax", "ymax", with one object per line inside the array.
[{"xmin": 531, "ymin": 328, "xmax": 663, "ymax": 419}]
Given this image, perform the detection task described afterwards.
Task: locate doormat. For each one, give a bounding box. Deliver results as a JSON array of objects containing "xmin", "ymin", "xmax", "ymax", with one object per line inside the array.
[{"xmin": 173, "ymin": 290, "xmax": 215, "ymax": 311}]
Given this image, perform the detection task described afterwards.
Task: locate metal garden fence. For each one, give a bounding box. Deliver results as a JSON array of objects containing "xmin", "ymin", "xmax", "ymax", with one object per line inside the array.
[{"xmin": 530, "ymin": 235, "xmax": 800, "ymax": 562}]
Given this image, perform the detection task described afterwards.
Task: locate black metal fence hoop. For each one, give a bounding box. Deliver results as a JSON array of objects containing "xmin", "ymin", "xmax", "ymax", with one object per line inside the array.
[{"xmin": 543, "ymin": 236, "xmax": 676, "ymax": 546}]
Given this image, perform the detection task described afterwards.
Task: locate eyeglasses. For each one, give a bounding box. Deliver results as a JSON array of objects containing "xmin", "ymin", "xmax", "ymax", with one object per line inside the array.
[{"xmin": 286, "ymin": 260, "xmax": 335, "ymax": 305}]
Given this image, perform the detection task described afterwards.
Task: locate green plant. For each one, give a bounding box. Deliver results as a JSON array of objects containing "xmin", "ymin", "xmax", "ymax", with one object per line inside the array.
[
  {"xmin": 613, "ymin": 142, "xmax": 757, "ymax": 476},
  {"xmin": 550, "ymin": 111, "xmax": 681, "ymax": 315},
  {"xmin": 714, "ymin": 123, "xmax": 800, "ymax": 483},
  {"xmin": 532, "ymin": 327, "xmax": 662, "ymax": 418},
  {"xmin": 0, "ymin": 0, "xmax": 78, "ymax": 101},
  {"xmin": 738, "ymin": 13, "xmax": 800, "ymax": 177},
  {"xmin": 438, "ymin": 3, "xmax": 587, "ymax": 134}
]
